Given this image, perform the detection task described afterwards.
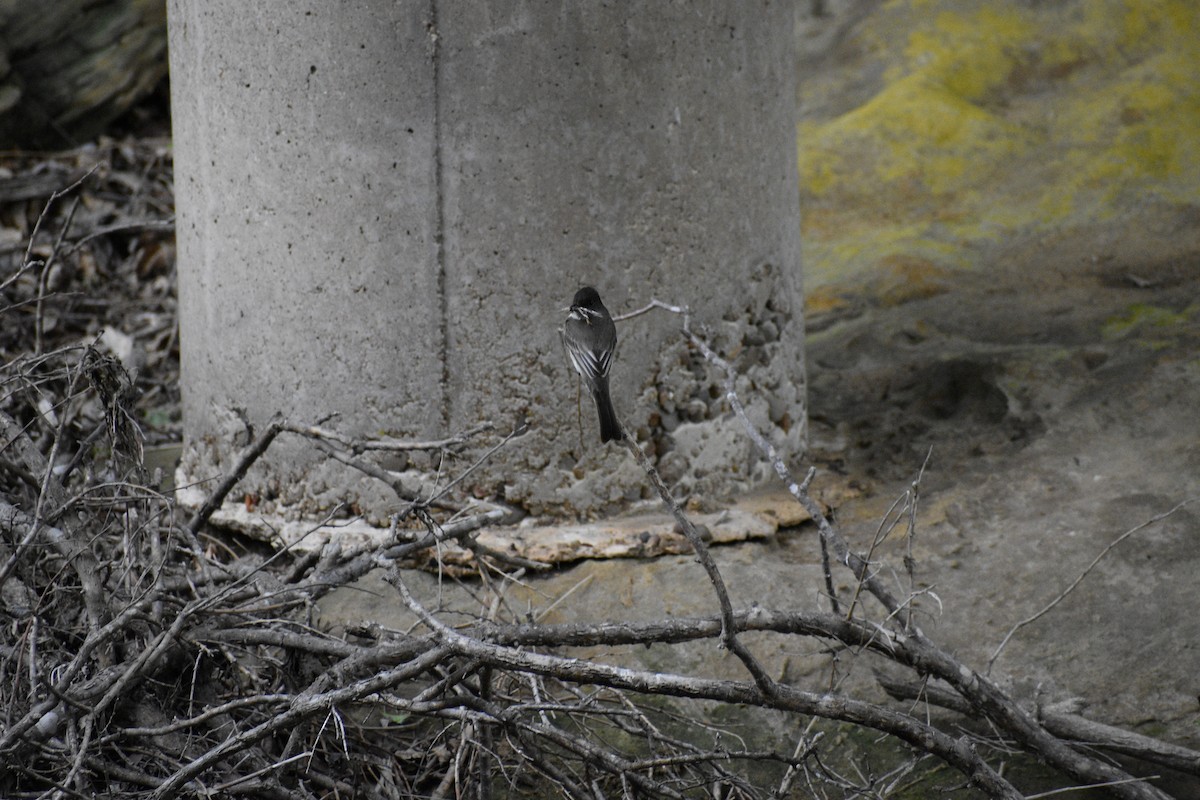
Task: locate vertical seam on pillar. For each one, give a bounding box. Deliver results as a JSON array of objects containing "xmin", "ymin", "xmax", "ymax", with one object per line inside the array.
[{"xmin": 429, "ymin": 0, "xmax": 450, "ymax": 431}]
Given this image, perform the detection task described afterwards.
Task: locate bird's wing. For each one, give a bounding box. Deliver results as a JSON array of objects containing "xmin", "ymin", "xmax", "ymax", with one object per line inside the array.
[
  {"xmin": 564, "ymin": 335, "xmax": 607, "ymax": 380},
  {"xmin": 594, "ymin": 341, "xmax": 613, "ymax": 377}
]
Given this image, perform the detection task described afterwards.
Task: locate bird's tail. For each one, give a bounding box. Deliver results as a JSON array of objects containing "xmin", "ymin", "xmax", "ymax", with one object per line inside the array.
[{"xmin": 592, "ymin": 378, "xmax": 624, "ymax": 443}]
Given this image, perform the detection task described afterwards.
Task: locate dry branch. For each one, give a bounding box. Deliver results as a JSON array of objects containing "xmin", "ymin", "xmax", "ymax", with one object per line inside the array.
[
  {"xmin": 389, "ymin": 568, "xmax": 1022, "ymax": 798},
  {"xmin": 877, "ymin": 674, "xmax": 1200, "ymax": 778}
]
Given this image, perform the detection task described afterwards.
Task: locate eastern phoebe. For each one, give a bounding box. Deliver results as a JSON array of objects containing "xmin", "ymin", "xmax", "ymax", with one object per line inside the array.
[{"xmin": 561, "ymin": 286, "xmax": 623, "ymax": 443}]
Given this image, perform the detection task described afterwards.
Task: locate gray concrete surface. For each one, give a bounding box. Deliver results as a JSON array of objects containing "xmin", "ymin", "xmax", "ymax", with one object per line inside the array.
[{"xmin": 168, "ymin": 1, "xmax": 805, "ymax": 529}]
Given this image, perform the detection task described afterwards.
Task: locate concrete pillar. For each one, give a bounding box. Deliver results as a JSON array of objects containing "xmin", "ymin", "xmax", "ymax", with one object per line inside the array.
[{"xmin": 169, "ymin": 1, "xmax": 803, "ymax": 533}]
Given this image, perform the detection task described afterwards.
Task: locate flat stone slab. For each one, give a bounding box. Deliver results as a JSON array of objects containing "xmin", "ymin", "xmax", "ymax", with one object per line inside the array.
[{"xmin": 176, "ymin": 478, "xmax": 858, "ymax": 565}]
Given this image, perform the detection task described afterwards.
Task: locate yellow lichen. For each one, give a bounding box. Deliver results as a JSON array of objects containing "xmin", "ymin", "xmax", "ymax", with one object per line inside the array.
[
  {"xmin": 900, "ymin": 8, "xmax": 1033, "ymax": 101},
  {"xmin": 1102, "ymin": 304, "xmax": 1192, "ymax": 340},
  {"xmin": 798, "ymin": 0, "xmax": 1200, "ymax": 287}
]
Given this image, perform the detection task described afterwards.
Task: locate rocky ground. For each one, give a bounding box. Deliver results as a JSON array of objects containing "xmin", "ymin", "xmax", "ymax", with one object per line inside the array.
[{"xmin": 805, "ymin": 210, "xmax": 1200, "ymax": 737}]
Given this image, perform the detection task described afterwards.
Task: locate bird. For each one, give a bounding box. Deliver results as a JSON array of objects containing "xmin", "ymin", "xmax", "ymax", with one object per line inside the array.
[{"xmin": 561, "ymin": 286, "xmax": 623, "ymax": 443}]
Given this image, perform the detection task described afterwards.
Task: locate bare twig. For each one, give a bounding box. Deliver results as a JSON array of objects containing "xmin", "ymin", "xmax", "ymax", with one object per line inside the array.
[
  {"xmin": 18, "ymin": 163, "xmax": 102, "ymax": 276},
  {"xmin": 426, "ymin": 418, "xmax": 527, "ymax": 505},
  {"xmin": 283, "ymin": 418, "xmax": 494, "ymax": 453},
  {"xmin": 64, "ymin": 217, "xmax": 177, "ymax": 254},
  {"xmin": 185, "ymin": 414, "xmax": 285, "ymax": 536},
  {"xmin": 987, "ymin": 498, "xmax": 1196, "ymax": 673},
  {"xmin": 613, "ymin": 297, "xmax": 691, "ymax": 327},
  {"xmin": 620, "ymin": 434, "xmax": 778, "ymax": 697},
  {"xmin": 34, "ymin": 194, "xmax": 83, "ymax": 356},
  {"xmin": 878, "ymin": 674, "xmax": 1200, "ymax": 776}
]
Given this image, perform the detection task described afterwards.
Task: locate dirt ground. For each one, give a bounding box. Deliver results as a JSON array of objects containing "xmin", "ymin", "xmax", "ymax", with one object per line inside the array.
[{"xmin": 805, "ymin": 206, "xmax": 1200, "ymax": 741}]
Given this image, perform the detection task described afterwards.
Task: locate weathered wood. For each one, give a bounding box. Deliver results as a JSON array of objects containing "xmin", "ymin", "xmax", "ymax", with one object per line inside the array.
[{"xmin": 0, "ymin": 0, "xmax": 166, "ymax": 147}]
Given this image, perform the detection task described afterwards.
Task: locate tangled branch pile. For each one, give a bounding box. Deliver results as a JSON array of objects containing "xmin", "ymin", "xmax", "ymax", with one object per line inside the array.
[{"xmin": 2, "ymin": 148, "xmax": 1198, "ymax": 799}]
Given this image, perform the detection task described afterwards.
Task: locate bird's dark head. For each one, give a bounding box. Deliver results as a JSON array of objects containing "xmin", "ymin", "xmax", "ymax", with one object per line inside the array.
[{"xmin": 572, "ymin": 286, "xmax": 603, "ymax": 309}]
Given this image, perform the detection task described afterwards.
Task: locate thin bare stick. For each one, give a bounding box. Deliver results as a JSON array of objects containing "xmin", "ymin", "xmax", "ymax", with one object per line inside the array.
[
  {"xmin": 987, "ymin": 498, "xmax": 1196, "ymax": 673},
  {"xmin": 620, "ymin": 435, "xmax": 778, "ymax": 697},
  {"xmin": 307, "ymin": 434, "xmax": 421, "ymax": 501},
  {"xmin": 903, "ymin": 448, "xmax": 933, "ymax": 631},
  {"xmin": 185, "ymin": 415, "xmax": 285, "ymax": 536},
  {"xmin": 426, "ymin": 419, "xmax": 527, "ymax": 505},
  {"xmin": 879, "ymin": 674, "xmax": 1200, "ymax": 776},
  {"xmin": 1024, "ymin": 777, "xmax": 1162, "ymax": 800},
  {"xmin": 35, "ymin": 194, "xmax": 82, "ymax": 355},
  {"xmin": 19, "ymin": 164, "xmax": 102, "ymax": 273},
  {"xmin": 613, "ymin": 298, "xmax": 691, "ymax": 327},
  {"xmin": 64, "ymin": 218, "xmax": 177, "ymax": 254},
  {"xmin": 844, "ymin": 489, "xmax": 907, "ymax": 622},
  {"xmin": 284, "ymin": 419, "xmax": 494, "ymax": 453},
  {"xmin": 682, "ymin": 326, "xmax": 913, "ymax": 626}
]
